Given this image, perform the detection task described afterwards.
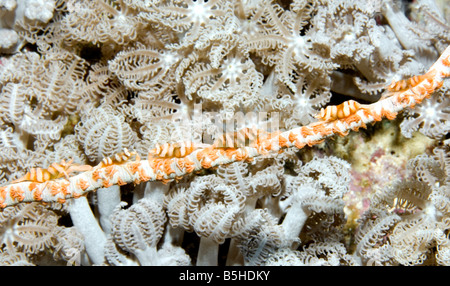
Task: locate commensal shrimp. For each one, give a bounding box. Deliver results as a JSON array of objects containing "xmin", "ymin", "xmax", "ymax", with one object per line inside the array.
[
  {"xmin": 100, "ymin": 148, "xmax": 140, "ymax": 167},
  {"xmin": 387, "ymin": 74, "xmax": 429, "ymax": 92},
  {"xmin": 315, "ymin": 100, "xmax": 362, "ymax": 122},
  {"xmin": 149, "ymin": 141, "xmax": 208, "ymax": 158},
  {"xmin": 11, "ymin": 159, "xmax": 92, "ymax": 183}
]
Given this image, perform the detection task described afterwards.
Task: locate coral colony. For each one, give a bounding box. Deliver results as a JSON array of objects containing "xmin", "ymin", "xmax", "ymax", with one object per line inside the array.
[{"xmin": 0, "ymin": 0, "xmax": 448, "ymax": 266}]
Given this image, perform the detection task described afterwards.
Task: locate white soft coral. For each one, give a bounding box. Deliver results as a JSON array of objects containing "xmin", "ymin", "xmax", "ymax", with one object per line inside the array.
[
  {"xmin": 22, "ymin": 0, "xmax": 55, "ymax": 23},
  {"xmin": 184, "ymin": 51, "xmax": 263, "ymax": 112},
  {"xmin": 0, "ymin": 29, "xmax": 19, "ymax": 49},
  {"xmin": 400, "ymin": 86, "xmax": 450, "ymax": 139},
  {"xmin": 153, "ymin": 0, "xmax": 232, "ymax": 47},
  {"xmin": 244, "ymin": 1, "xmax": 336, "ymax": 91},
  {"xmin": 0, "ymin": 0, "xmax": 16, "ymax": 10}
]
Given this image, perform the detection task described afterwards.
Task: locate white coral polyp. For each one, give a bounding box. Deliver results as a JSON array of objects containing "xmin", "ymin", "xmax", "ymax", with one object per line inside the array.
[
  {"xmin": 222, "ymin": 58, "xmax": 245, "ymax": 82},
  {"xmin": 343, "ymin": 30, "xmax": 357, "ymax": 42},
  {"xmin": 0, "ymin": 0, "xmax": 16, "ymax": 11},
  {"xmin": 0, "ymin": 29, "xmax": 19, "ymax": 49},
  {"xmin": 296, "ymin": 97, "xmax": 309, "ymax": 108},
  {"xmin": 188, "ymin": 1, "xmax": 211, "ymax": 24},
  {"xmin": 24, "ymin": 0, "xmax": 55, "ymax": 23},
  {"xmin": 400, "ymin": 93, "xmax": 450, "ymax": 139},
  {"xmin": 421, "ymin": 103, "xmax": 438, "ymax": 121},
  {"xmin": 161, "ymin": 52, "xmax": 179, "ymax": 68},
  {"xmin": 289, "ymin": 35, "xmax": 308, "ymax": 57}
]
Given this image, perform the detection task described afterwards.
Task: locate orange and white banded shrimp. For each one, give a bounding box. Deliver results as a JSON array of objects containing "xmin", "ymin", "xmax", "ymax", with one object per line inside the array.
[
  {"xmin": 100, "ymin": 148, "xmax": 140, "ymax": 167},
  {"xmin": 315, "ymin": 100, "xmax": 362, "ymax": 122},
  {"xmin": 11, "ymin": 159, "xmax": 92, "ymax": 184},
  {"xmin": 387, "ymin": 74, "xmax": 429, "ymax": 92},
  {"xmin": 149, "ymin": 141, "xmax": 209, "ymax": 158}
]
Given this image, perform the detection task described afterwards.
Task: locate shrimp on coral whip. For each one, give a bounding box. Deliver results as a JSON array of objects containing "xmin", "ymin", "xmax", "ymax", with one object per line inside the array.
[
  {"xmin": 148, "ymin": 141, "xmax": 210, "ymax": 159},
  {"xmin": 99, "ymin": 148, "xmax": 140, "ymax": 167},
  {"xmin": 387, "ymin": 74, "xmax": 430, "ymax": 92},
  {"xmin": 314, "ymin": 100, "xmax": 363, "ymax": 122},
  {"xmin": 11, "ymin": 159, "xmax": 92, "ymax": 183}
]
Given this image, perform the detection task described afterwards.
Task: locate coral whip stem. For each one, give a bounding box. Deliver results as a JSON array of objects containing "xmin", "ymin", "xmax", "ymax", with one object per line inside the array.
[{"xmin": 0, "ymin": 45, "xmax": 449, "ymax": 209}]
